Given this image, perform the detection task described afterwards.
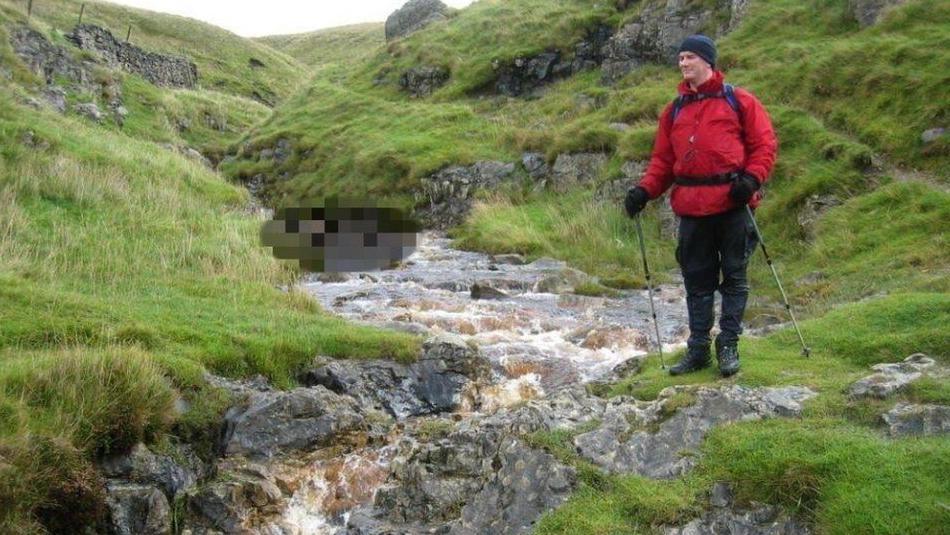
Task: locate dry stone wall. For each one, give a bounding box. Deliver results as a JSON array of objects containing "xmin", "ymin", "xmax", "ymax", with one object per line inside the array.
[{"xmin": 67, "ymin": 24, "xmax": 197, "ymax": 88}]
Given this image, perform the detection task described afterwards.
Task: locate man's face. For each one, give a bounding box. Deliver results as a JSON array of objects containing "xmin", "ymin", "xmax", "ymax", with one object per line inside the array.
[{"xmin": 678, "ymin": 51, "xmax": 712, "ymax": 85}]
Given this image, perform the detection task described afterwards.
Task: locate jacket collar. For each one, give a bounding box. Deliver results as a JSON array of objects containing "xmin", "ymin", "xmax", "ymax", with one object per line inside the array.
[{"xmin": 677, "ymin": 70, "xmax": 724, "ymax": 95}]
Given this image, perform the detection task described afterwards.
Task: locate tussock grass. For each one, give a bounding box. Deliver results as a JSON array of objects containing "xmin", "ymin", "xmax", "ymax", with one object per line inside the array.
[{"xmin": 0, "ymin": 91, "xmax": 419, "ymax": 531}]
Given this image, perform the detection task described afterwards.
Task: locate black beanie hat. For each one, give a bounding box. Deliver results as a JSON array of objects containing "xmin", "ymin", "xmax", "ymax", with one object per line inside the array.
[{"xmin": 678, "ymin": 34, "xmax": 717, "ymax": 68}]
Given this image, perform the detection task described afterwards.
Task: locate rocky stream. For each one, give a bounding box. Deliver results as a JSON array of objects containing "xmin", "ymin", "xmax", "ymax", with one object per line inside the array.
[{"xmin": 101, "ymin": 232, "xmax": 826, "ymax": 535}]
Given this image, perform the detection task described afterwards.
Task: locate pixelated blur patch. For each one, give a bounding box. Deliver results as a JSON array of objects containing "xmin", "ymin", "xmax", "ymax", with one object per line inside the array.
[{"xmin": 261, "ymin": 198, "xmax": 420, "ymax": 272}]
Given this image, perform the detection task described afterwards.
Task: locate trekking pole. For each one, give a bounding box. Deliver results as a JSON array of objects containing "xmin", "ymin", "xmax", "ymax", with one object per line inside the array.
[
  {"xmin": 634, "ymin": 214, "xmax": 666, "ymax": 368},
  {"xmin": 745, "ymin": 206, "xmax": 811, "ymax": 357}
]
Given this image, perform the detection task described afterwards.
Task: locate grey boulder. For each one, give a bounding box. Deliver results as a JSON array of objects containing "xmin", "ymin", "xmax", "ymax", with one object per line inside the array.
[{"xmin": 219, "ymin": 385, "xmax": 366, "ymax": 459}]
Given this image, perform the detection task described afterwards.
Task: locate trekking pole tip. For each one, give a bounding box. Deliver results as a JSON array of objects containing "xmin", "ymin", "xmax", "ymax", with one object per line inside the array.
[{"xmin": 801, "ymin": 347, "xmax": 811, "ymax": 358}]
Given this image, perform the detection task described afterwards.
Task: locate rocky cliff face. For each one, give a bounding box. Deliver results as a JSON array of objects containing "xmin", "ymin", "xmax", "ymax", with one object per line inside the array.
[
  {"xmin": 602, "ymin": 0, "xmax": 751, "ymax": 82},
  {"xmin": 68, "ymin": 24, "xmax": 198, "ymax": 89}
]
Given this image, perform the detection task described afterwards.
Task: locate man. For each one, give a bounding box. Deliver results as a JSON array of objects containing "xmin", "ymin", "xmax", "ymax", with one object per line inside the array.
[{"xmin": 624, "ymin": 34, "xmax": 777, "ymax": 377}]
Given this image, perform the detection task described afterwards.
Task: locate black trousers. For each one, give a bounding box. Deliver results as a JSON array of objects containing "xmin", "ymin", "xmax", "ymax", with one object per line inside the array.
[{"xmin": 676, "ymin": 207, "xmax": 758, "ymax": 349}]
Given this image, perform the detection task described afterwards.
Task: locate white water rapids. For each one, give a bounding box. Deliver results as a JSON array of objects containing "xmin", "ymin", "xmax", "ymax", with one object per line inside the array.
[{"xmin": 278, "ymin": 232, "xmax": 689, "ymax": 533}]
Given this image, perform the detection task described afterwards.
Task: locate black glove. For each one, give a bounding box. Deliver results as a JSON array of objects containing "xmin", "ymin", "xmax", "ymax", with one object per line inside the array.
[
  {"xmin": 729, "ymin": 172, "xmax": 760, "ymax": 205},
  {"xmin": 624, "ymin": 186, "xmax": 649, "ymax": 218}
]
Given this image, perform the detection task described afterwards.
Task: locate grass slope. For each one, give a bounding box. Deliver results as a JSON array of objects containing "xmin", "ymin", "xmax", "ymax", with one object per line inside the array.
[
  {"xmin": 0, "ymin": 89, "xmax": 418, "ymax": 532},
  {"xmin": 256, "ymin": 23, "xmax": 384, "ymax": 70},
  {"xmin": 0, "ymin": 0, "xmax": 307, "ymax": 105}
]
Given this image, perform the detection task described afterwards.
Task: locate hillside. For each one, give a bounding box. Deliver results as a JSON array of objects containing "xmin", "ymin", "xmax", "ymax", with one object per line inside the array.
[
  {"xmin": 0, "ymin": 0, "xmax": 948, "ymax": 533},
  {"xmin": 0, "ymin": 3, "xmax": 418, "ymax": 533},
  {"xmin": 256, "ymin": 22, "xmax": 384, "ymax": 70}
]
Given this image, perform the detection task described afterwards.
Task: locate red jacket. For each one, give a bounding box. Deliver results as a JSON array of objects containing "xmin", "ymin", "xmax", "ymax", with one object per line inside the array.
[{"xmin": 637, "ymin": 71, "xmax": 777, "ymax": 217}]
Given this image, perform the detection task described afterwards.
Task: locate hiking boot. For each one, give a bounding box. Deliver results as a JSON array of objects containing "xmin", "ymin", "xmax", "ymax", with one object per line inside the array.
[
  {"xmin": 669, "ymin": 345, "xmax": 711, "ymax": 376},
  {"xmin": 716, "ymin": 342, "xmax": 741, "ymax": 377}
]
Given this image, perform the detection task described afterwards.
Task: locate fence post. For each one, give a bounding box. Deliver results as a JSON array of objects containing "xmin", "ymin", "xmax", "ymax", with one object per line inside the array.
[
  {"xmin": 78, "ymin": 3, "xmax": 85, "ymax": 25},
  {"xmin": 126, "ymin": 24, "xmax": 131, "ymax": 42}
]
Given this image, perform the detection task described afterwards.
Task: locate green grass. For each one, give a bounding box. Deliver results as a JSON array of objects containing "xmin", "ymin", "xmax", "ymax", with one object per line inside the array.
[
  {"xmin": 533, "ymin": 293, "xmax": 949, "ymax": 534},
  {"xmin": 0, "ymin": 0, "xmax": 307, "ymax": 104},
  {"xmin": 0, "ymin": 90, "xmax": 419, "ymax": 532},
  {"xmin": 256, "ymin": 23, "xmax": 384, "ymax": 70}
]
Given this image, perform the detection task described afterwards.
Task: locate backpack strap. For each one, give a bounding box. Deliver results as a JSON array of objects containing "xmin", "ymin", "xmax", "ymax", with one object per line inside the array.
[{"xmin": 668, "ymin": 83, "xmax": 743, "ymax": 127}]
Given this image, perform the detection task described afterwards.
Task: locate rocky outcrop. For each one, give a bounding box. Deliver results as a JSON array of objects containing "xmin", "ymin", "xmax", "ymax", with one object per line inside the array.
[
  {"xmin": 848, "ymin": 353, "xmax": 937, "ymax": 399},
  {"xmin": 105, "ymin": 482, "xmax": 171, "ymax": 535},
  {"xmin": 186, "ymin": 462, "xmax": 285, "ymax": 533},
  {"xmin": 491, "ymin": 25, "xmax": 613, "ymax": 97},
  {"xmin": 549, "ymin": 152, "xmax": 608, "ymax": 191},
  {"xmin": 602, "ymin": 0, "xmax": 751, "ymax": 82},
  {"xmin": 302, "ymin": 333, "xmax": 492, "ymax": 419},
  {"xmin": 882, "ymin": 403, "xmax": 950, "ymax": 437},
  {"xmin": 99, "ymin": 443, "xmax": 204, "ymax": 501},
  {"xmin": 417, "ymin": 160, "xmax": 517, "ymax": 228},
  {"xmin": 575, "ymin": 385, "xmax": 816, "ymax": 478},
  {"xmin": 664, "ymin": 482, "xmax": 811, "ymax": 535},
  {"xmin": 400, "ymin": 65, "xmax": 449, "ymax": 97},
  {"xmin": 348, "ymin": 387, "xmax": 602, "ymax": 533},
  {"xmin": 219, "ymin": 385, "xmax": 367, "ymax": 459},
  {"xmin": 9, "ymin": 26, "xmax": 92, "ymax": 86},
  {"xmin": 385, "ymin": 0, "xmax": 449, "ymax": 41},
  {"xmin": 849, "ymin": 0, "xmax": 907, "ymax": 27},
  {"xmin": 68, "ymin": 24, "xmax": 198, "ymax": 88}
]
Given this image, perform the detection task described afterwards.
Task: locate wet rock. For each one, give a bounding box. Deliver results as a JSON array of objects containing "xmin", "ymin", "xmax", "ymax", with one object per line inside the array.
[
  {"xmin": 797, "ymin": 194, "xmax": 841, "ymax": 240},
  {"xmin": 664, "ymin": 482, "xmax": 811, "ymax": 535},
  {"xmin": 350, "ymin": 387, "xmax": 599, "ymax": 532},
  {"xmin": 186, "ymin": 463, "xmax": 284, "ymax": 533},
  {"xmin": 99, "ymin": 443, "xmax": 203, "ymax": 500},
  {"xmin": 415, "ymin": 333, "xmax": 492, "ymax": 412},
  {"xmin": 303, "ymin": 334, "xmax": 491, "ymax": 419},
  {"xmin": 105, "ymin": 482, "xmax": 171, "ymax": 535},
  {"xmin": 549, "ymin": 152, "xmax": 608, "ymax": 192},
  {"xmin": 848, "ymin": 353, "xmax": 936, "ymax": 399},
  {"xmin": 385, "ymin": 0, "xmax": 448, "ymax": 41},
  {"xmin": 850, "ymin": 0, "xmax": 908, "ymax": 27},
  {"xmin": 317, "ymin": 272, "xmax": 351, "ymax": 283},
  {"xmin": 400, "ymin": 65, "xmax": 449, "ymax": 97},
  {"xmin": 921, "ymin": 127, "xmax": 946, "ymax": 144},
  {"xmin": 575, "ymin": 385, "xmax": 817, "ymax": 478},
  {"xmin": 471, "ymin": 281, "xmax": 510, "ymax": 300},
  {"xmin": 882, "ymin": 403, "xmax": 950, "ymax": 437},
  {"xmin": 219, "ymin": 385, "xmax": 366, "ymax": 459},
  {"xmin": 491, "ymin": 253, "xmax": 528, "ymax": 266},
  {"xmin": 602, "ymin": 0, "xmax": 750, "ymax": 82},
  {"xmin": 74, "ymin": 102, "xmax": 103, "ymax": 122},
  {"xmin": 534, "ymin": 267, "xmax": 590, "ymax": 294},
  {"xmin": 454, "ymin": 437, "xmax": 576, "ymax": 534},
  {"xmin": 68, "ymin": 24, "xmax": 198, "ymax": 88}
]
